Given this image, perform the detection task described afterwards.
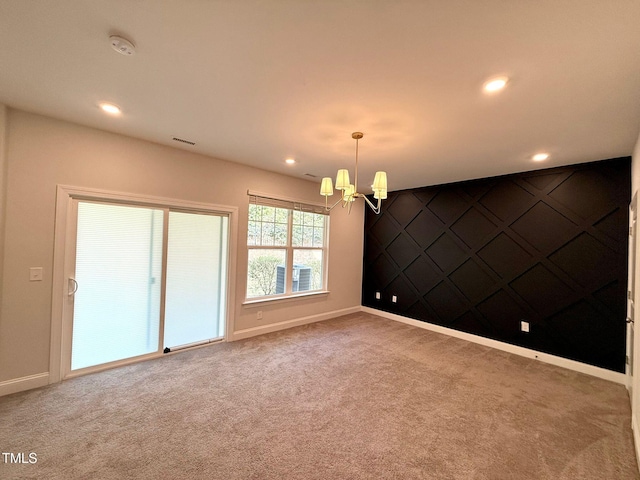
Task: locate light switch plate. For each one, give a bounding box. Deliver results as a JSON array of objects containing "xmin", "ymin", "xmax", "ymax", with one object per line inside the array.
[
  {"xmin": 521, "ymin": 321, "xmax": 530, "ymax": 333},
  {"xmin": 29, "ymin": 267, "xmax": 43, "ymax": 281}
]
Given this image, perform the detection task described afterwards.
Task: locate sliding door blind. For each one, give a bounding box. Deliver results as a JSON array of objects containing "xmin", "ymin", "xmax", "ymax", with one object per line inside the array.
[
  {"xmin": 72, "ymin": 202, "xmax": 163, "ymax": 370},
  {"xmin": 163, "ymin": 211, "xmax": 229, "ymax": 348}
]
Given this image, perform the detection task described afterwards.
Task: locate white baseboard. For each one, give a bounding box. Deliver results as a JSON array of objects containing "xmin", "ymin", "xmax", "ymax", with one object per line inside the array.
[
  {"xmin": 231, "ymin": 306, "xmax": 361, "ymax": 341},
  {"xmin": 362, "ymin": 306, "xmax": 626, "ymax": 385},
  {"xmin": 0, "ymin": 372, "xmax": 50, "ymax": 397}
]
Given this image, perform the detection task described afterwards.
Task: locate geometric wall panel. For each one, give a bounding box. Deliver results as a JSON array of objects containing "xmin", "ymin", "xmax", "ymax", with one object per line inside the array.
[
  {"xmin": 593, "ymin": 281, "xmax": 626, "ymax": 320},
  {"xmin": 387, "ymin": 192, "xmax": 426, "ymax": 227},
  {"xmin": 364, "ymin": 233, "xmax": 384, "ymax": 266},
  {"xmin": 426, "ymin": 233, "xmax": 467, "ymax": 272},
  {"xmin": 509, "ymin": 264, "xmax": 574, "ymax": 317},
  {"xmin": 363, "ymin": 156, "xmax": 631, "ymax": 372},
  {"xmin": 479, "ymin": 181, "xmax": 533, "ymax": 221},
  {"xmin": 428, "ymin": 189, "xmax": 469, "ymax": 224},
  {"xmin": 386, "ymin": 233, "xmax": 420, "ymax": 269},
  {"xmin": 594, "ymin": 208, "xmax": 627, "ymax": 242},
  {"xmin": 405, "ymin": 301, "xmax": 434, "ymax": 325},
  {"xmin": 406, "ymin": 210, "xmax": 443, "ymax": 248},
  {"xmin": 521, "ymin": 172, "xmax": 563, "ymax": 191},
  {"xmin": 477, "ymin": 233, "xmax": 532, "ymax": 279},
  {"xmin": 369, "ymin": 214, "xmax": 400, "ymax": 246},
  {"xmin": 477, "ymin": 289, "xmax": 530, "ymax": 339},
  {"xmin": 510, "ymin": 202, "xmax": 577, "ymax": 253},
  {"xmin": 451, "ymin": 310, "xmax": 493, "ymax": 337},
  {"xmin": 385, "ymin": 275, "xmax": 418, "ymax": 311},
  {"xmin": 405, "ymin": 257, "xmax": 440, "ymax": 293},
  {"xmin": 547, "ymin": 300, "xmax": 625, "ymax": 369},
  {"xmin": 424, "ymin": 281, "xmax": 468, "ymax": 322},
  {"xmin": 549, "ymin": 233, "xmax": 617, "ymax": 287},
  {"xmin": 459, "ymin": 179, "xmax": 492, "ymax": 200},
  {"xmin": 413, "ymin": 188, "xmax": 437, "ymax": 205},
  {"xmin": 451, "ymin": 207, "xmax": 497, "ymax": 248},
  {"xmin": 549, "ymin": 169, "xmax": 619, "ymax": 220},
  {"xmin": 369, "ymin": 254, "xmax": 397, "ymax": 289},
  {"xmin": 449, "ymin": 259, "xmax": 496, "ymax": 302}
]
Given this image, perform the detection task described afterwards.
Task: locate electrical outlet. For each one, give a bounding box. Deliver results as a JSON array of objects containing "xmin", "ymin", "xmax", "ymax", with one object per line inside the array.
[
  {"xmin": 375, "ymin": 291, "xmax": 381, "ymax": 300},
  {"xmin": 392, "ymin": 295, "xmax": 397, "ymax": 303},
  {"xmin": 521, "ymin": 320, "xmax": 529, "ymax": 333},
  {"xmin": 257, "ymin": 311, "xmax": 263, "ymax": 320}
]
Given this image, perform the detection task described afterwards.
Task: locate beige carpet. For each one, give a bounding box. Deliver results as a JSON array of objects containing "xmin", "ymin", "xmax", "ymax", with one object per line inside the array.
[{"xmin": 0, "ymin": 312, "xmax": 638, "ymax": 479}]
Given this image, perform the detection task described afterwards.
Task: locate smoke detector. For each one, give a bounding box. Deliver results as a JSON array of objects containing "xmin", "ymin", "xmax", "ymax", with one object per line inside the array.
[{"xmin": 110, "ymin": 35, "xmax": 136, "ymax": 56}]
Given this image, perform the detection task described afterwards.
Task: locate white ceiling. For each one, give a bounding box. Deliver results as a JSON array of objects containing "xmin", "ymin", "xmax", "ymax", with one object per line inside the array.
[{"xmin": 1, "ymin": 0, "xmax": 639, "ymax": 192}]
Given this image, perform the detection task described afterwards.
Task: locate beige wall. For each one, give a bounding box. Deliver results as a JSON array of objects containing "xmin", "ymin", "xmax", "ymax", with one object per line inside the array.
[
  {"xmin": 0, "ymin": 105, "xmax": 7, "ymax": 297},
  {"xmin": 0, "ymin": 105, "xmax": 7, "ymax": 325},
  {"xmin": 0, "ymin": 109, "xmax": 364, "ymax": 384}
]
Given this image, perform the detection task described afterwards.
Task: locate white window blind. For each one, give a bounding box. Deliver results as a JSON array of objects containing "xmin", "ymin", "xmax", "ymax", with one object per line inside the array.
[{"xmin": 247, "ymin": 191, "xmax": 329, "ymax": 215}]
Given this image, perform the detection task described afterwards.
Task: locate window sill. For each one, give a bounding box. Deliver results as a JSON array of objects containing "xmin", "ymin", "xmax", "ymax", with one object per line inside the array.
[{"xmin": 243, "ymin": 290, "xmax": 330, "ymax": 308}]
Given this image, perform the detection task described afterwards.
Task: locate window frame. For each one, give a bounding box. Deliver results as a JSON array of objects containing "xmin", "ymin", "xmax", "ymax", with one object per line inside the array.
[{"xmin": 245, "ymin": 192, "xmax": 329, "ymax": 303}]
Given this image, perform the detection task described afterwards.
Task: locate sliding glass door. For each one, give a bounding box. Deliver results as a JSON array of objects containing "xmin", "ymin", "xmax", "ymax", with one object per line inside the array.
[
  {"xmin": 72, "ymin": 202, "xmax": 163, "ymax": 370},
  {"xmin": 68, "ymin": 200, "xmax": 228, "ymax": 374},
  {"xmin": 164, "ymin": 211, "xmax": 228, "ymax": 349}
]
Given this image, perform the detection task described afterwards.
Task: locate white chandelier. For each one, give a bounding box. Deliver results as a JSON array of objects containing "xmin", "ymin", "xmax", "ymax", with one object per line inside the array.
[{"xmin": 320, "ymin": 132, "xmax": 388, "ymax": 214}]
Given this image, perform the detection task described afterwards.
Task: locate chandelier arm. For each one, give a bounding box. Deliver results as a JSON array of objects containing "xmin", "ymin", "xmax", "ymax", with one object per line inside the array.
[
  {"xmin": 362, "ymin": 194, "xmax": 382, "ymax": 214},
  {"xmin": 347, "ymin": 197, "xmax": 354, "ymax": 214},
  {"xmin": 324, "ymin": 193, "xmax": 345, "ymax": 212}
]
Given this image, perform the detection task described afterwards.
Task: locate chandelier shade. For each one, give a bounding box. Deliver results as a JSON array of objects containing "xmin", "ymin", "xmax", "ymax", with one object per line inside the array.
[
  {"xmin": 372, "ymin": 171, "xmax": 387, "ymax": 192},
  {"xmin": 320, "ymin": 177, "xmax": 334, "ymax": 196},
  {"xmin": 335, "ymin": 169, "xmax": 350, "ymax": 191},
  {"xmin": 343, "ymin": 184, "xmax": 356, "ymax": 201}
]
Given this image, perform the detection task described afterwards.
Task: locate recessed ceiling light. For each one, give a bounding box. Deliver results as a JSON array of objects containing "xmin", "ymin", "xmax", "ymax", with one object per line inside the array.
[
  {"xmin": 99, "ymin": 102, "xmax": 122, "ymax": 115},
  {"xmin": 285, "ymin": 158, "xmax": 296, "ymax": 165},
  {"xmin": 532, "ymin": 153, "xmax": 550, "ymax": 162},
  {"xmin": 483, "ymin": 76, "xmax": 509, "ymax": 93}
]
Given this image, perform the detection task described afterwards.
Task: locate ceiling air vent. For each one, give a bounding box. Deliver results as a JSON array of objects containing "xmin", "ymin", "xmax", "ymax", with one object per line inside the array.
[
  {"xmin": 172, "ymin": 137, "xmax": 196, "ymax": 146},
  {"xmin": 304, "ymin": 173, "xmax": 318, "ymax": 178}
]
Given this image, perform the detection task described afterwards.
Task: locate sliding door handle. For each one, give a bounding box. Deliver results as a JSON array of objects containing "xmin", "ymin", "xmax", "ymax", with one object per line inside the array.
[{"xmin": 68, "ymin": 278, "xmax": 79, "ymax": 296}]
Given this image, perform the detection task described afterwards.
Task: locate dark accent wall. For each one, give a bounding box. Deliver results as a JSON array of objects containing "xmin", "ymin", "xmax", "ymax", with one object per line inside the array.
[{"xmin": 362, "ymin": 157, "xmax": 631, "ymax": 372}]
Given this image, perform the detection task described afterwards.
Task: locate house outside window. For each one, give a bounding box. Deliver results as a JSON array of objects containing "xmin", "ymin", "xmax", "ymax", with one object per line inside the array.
[{"xmin": 246, "ymin": 194, "xmax": 328, "ymax": 300}]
